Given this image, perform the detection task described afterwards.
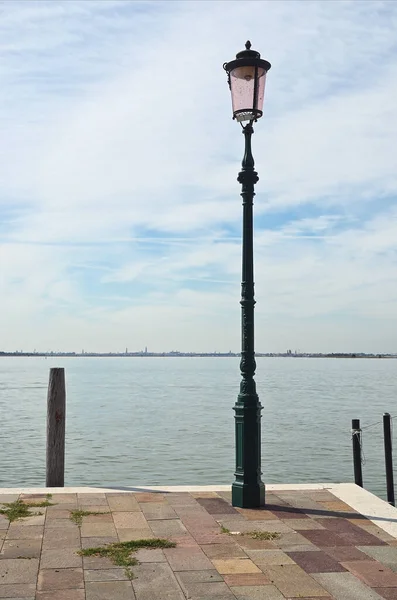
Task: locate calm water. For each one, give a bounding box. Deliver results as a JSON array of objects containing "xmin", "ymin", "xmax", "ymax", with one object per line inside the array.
[{"xmin": 0, "ymin": 357, "xmax": 396, "ymax": 500}]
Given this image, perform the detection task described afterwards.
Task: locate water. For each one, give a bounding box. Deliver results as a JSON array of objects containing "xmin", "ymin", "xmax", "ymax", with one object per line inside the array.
[{"xmin": 0, "ymin": 357, "xmax": 395, "ymax": 500}]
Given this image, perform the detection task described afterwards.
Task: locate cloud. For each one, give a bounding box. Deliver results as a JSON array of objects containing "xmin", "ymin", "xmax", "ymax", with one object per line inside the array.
[{"xmin": 0, "ymin": 0, "xmax": 397, "ymax": 352}]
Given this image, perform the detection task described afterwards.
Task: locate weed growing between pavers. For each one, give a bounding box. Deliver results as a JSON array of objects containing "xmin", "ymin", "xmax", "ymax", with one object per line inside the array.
[
  {"xmin": 0, "ymin": 495, "xmax": 55, "ymax": 522},
  {"xmin": 69, "ymin": 509, "xmax": 110, "ymax": 527},
  {"xmin": 219, "ymin": 524, "xmax": 280, "ymax": 541},
  {"xmin": 79, "ymin": 538, "xmax": 177, "ymax": 579}
]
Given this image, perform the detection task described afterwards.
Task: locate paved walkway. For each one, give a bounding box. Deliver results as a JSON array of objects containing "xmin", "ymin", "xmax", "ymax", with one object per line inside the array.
[{"xmin": 1, "ymin": 488, "xmax": 397, "ymax": 599}]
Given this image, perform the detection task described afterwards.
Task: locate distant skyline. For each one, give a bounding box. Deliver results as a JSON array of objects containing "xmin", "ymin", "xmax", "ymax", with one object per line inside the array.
[{"xmin": 1, "ymin": 1, "xmax": 397, "ymax": 353}]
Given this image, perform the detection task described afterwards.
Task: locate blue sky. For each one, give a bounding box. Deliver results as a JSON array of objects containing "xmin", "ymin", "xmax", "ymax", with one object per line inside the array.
[{"xmin": 1, "ymin": 0, "xmax": 397, "ymax": 353}]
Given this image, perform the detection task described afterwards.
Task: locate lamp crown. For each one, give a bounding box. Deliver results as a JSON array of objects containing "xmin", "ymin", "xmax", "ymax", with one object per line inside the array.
[{"xmin": 245, "ymin": 40, "xmax": 251, "ymax": 50}]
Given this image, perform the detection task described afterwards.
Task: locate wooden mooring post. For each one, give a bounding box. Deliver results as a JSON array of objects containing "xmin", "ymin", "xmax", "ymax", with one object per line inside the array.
[
  {"xmin": 351, "ymin": 418, "xmax": 363, "ymax": 488},
  {"xmin": 46, "ymin": 368, "xmax": 66, "ymax": 487},
  {"xmin": 383, "ymin": 413, "xmax": 395, "ymax": 506}
]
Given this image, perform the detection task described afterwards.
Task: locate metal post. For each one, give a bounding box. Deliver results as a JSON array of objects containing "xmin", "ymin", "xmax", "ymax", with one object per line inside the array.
[
  {"xmin": 232, "ymin": 123, "xmax": 265, "ymax": 508},
  {"xmin": 352, "ymin": 419, "xmax": 363, "ymax": 488},
  {"xmin": 46, "ymin": 368, "xmax": 66, "ymax": 487},
  {"xmin": 383, "ymin": 413, "xmax": 395, "ymax": 506}
]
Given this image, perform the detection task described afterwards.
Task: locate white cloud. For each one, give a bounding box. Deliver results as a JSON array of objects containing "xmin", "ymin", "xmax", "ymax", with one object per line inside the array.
[{"xmin": 1, "ymin": 0, "xmax": 397, "ymax": 351}]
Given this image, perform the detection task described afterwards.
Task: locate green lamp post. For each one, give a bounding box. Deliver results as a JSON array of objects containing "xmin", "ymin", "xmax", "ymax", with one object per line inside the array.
[{"xmin": 223, "ymin": 41, "xmax": 271, "ymax": 508}]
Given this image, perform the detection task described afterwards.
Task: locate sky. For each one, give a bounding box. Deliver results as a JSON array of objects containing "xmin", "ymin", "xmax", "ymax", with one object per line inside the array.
[{"xmin": 1, "ymin": 0, "xmax": 397, "ymax": 354}]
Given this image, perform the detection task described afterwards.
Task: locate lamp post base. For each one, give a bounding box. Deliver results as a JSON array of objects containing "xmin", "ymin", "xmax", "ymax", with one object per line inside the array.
[{"xmin": 232, "ymin": 481, "xmax": 265, "ymax": 508}]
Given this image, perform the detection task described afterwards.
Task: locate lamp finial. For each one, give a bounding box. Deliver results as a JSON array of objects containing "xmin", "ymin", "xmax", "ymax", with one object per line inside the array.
[{"xmin": 245, "ymin": 41, "xmax": 251, "ymax": 50}]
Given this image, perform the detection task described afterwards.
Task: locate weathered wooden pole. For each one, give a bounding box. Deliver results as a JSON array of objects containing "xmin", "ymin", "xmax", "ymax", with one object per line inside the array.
[
  {"xmin": 46, "ymin": 368, "xmax": 66, "ymax": 487},
  {"xmin": 383, "ymin": 413, "xmax": 395, "ymax": 506},
  {"xmin": 352, "ymin": 418, "xmax": 363, "ymax": 488}
]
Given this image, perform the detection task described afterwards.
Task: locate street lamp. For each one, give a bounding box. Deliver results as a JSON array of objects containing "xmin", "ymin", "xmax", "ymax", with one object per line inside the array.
[{"xmin": 223, "ymin": 41, "xmax": 271, "ymax": 508}]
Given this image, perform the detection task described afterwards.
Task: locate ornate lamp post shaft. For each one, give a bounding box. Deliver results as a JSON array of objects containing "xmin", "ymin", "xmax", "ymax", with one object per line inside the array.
[
  {"xmin": 232, "ymin": 123, "xmax": 265, "ymax": 508},
  {"xmin": 223, "ymin": 41, "xmax": 271, "ymax": 508}
]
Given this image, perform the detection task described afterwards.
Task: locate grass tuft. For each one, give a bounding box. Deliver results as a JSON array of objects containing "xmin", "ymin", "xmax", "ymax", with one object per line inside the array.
[
  {"xmin": 245, "ymin": 530, "xmax": 280, "ymax": 540},
  {"xmin": 69, "ymin": 509, "xmax": 108, "ymax": 527},
  {"xmin": 0, "ymin": 499, "xmax": 44, "ymax": 522},
  {"xmin": 220, "ymin": 525, "xmax": 231, "ymax": 534},
  {"xmin": 79, "ymin": 538, "xmax": 176, "ymax": 579}
]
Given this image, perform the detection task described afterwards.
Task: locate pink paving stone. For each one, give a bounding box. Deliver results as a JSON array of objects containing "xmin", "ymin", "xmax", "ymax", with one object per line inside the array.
[
  {"xmin": 341, "ymin": 560, "xmax": 397, "ymax": 587},
  {"xmin": 223, "ymin": 572, "xmax": 270, "ymax": 586},
  {"xmin": 37, "ymin": 568, "xmax": 84, "ymax": 591},
  {"xmin": 324, "ymin": 545, "xmax": 376, "ymax": 562},
  {"xmin": 373, "ymin": 589, "xmax": 397, "ymax": 599},
  {"xmin": 196, "ymin": 498, "xmax": 240, "ymax": 515},
  {"xmin": 300, "ymin": 529, "xmax": 352, "ymax": 547},
  {"xmin": 134, "ymin": 493, "xmax": 165, "ymax": 503},
  {"xmin": 0, "ymin": 583, "xmax": 36, "ymax": 597},
  {"xmin": 287, "ymin": 550, "xmax": 347, "ymax": 573},
  {"xmin": 163, "ymin": 546, "xmax": 214, "ymax": 571},
  {"xmin": 36, "ymin": 592, "xmax": 85, "ymax": 600}
]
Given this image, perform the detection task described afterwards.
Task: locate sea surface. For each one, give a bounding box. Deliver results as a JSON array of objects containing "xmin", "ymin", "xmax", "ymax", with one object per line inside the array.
[{"xmin": 0, "ymin": 357, "xmax": 396, "ymax": 500}]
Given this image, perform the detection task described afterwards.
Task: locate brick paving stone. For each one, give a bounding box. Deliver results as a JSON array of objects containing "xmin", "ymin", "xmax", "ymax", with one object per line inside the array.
[
  {"xmin": 276, "ymin": 531, "xmax": 314, "ymax": 549},
  {"xmin": 0, "ymin": 540, "xmax": 41, "ymax": 559},
  {"xmin": 236, "ymin": 509, "xmax": 279, "ymax": 521},
  {"xmin": 112, "ymin": 513, "xmax": 147, "ymax": 530},
  {"xmin": 173, "ymin": 506, "xmax": 208, "ymax": 518},
  {"xmin": 324, "ymin": 545, "xmax": 375, "ymax": 562},
  {"xmin": 140, "ymin": 503, "xmax": 177, "ymax": 520},
  {"xmin": 117, "ymin": 529, "xmax": 154, "ymax": 542},
  {"xmin": 46, "ymin": 504, "xmax": 77, "ymax": 513},
  {"xmin": 178, "ymin": 580, "xmax": 234, "ymax": 597},
  {"xmin": 202, "ymin": 543, "xmax": 247, "ymax": 559},
  {"xmin": 269, "ymin": 506, "xmax": 310, "ymax": 520},
  {"xmin": 134, "ymin": 493, "xmax": 165, "ymax": 503},
  {"xmin": 132, "ymin": 563, "xmax": 184, "ymax": 600},
  {"xmin": 45, "ymin": 519, "xmax": 78, "ymax": 530},
  {"xmin": 80, "ymin": 523, "xmax": 117, "ymax": 538},
  {"xmin": 307, "ymin": 491, "xmax": 339, "ymax": 502},
  {"xmin": 341, "ymin": 560, "xmax": 397, "ymax": 587},
  {"xmin": 36, "ymin": 591, "xmax": 85, "ymax": 600},
  {"xmin": 45, "ymin": 510, "xmax": 71, "ymax": 520},
  {"xmin": 231, "ymin": 585, "xmax": 284, "ymax": 600},
  {"xmin": 0, "ymin": 517, "xmax": 9, "ymax": 531},
  {"xmin": 106, "ymin": 495, "xmax": 140, "ymax": 512},
  {"xmin": 6, "ymin": 527, "xmax": 42, "ymax": 540},
  {"xmin": 86, "ymin": 581, "xmax": 136, "ymax": 599},
  {"xmin": 0, "ymin": 584, "xmax": 36, "ymax": 598},
  {"xmin": 357, "ymin": 546, "xmax": 397, "ymax": 570},
  {"xmin": 0, "ymin": 559, "xmax": 38, "ymax": 584},
  {"xmin": 83, "ymin": 556, "xmax": 123, "ymax": 570},
  {"xmin": 47, "ymin": 494, "xmax": 77, "ymax": 503},
  {"xmin": 85, "ymin": 568, "xmax": 129, "ymax": 581},
  {"xmin": 191, "ymin": 492, "xmax": 220, "ymax": 499},
  {"xmin": 373, "ymin": 589, "xmax": 397, "ymax": 599},
  {"xmin": 149, "ymin": 519, "xmax": 188, "ymax": 537},
  {"xmin": 211, "ymin": 558, "xmax": 262, "ymax": 574},
  {"xmin": 134, "ymin": 549, "xmax": 166, "ymax": 563},
  {"xmin": 0, "ymin": 495, "xmax": 20, "ymax": 504},
  {"xmin": 223, "ymin": 573, "xmax": 270, "ymax": 586},
  {"xmin": 37, "ymin": 568, "xmax": 84, "ymax": 590},
  {"xmin": 193, "ymin": 533, "xmax": 231, "ymax": 544},
  {"xmin": 217, "ymin": 491, "xmax": 232, "ymax": 502},
  {"xmin": 358, "ymin": 524, "xmax": 397, "ymax": 543},
  {"xmin": 164, "ymin": 547, "xmax": 214, "ymax": 571},
  {"xmin": 230, "ymin": 584, "xmax": 286, "ymax": 599},
  {"xmin": 196, "ymin": 498, "xmax": 240, "ymax": 515},
  {"xmin": 78, "ymin": 495, "xmax": 108, "ymax": 506},
  {"xmin": 244, "ymin": 549, "xmax": 295, "ymax": 565},
  {"xmin": 300, "ymin": 529, "xmax": 351, "ymax": 546},
  {"xmin": 287, "ymin": 550, "xmax": 346, "ymax": 573},
  {"xmin": 181, "ymin": 514, "xmax": 219, "ymax": 531},
  {"xmin": 42, "ymin": 529, "xmax": 80, "ymax": 550},
  {"xmin": 168, "ymin": 534, "xmax": 199, "ymax": 547},
  {"xmin": 263, "ymin": 564, "xmax": 331, "ymax": 597},
  {"xmin": 164, "ymin": 493, "xmax": 199, "ymax": 506},
  {"xmin": 40, "ymin": 548, "xmax": 82, "ymax": 569},
  {"xmin": 82, "ymin": 513, "xmax": 113, "ymax": 523},
  {"xmin": 175, "ymin": 570, "xmax": 223, "ymax": 584},
  {"xmin": 236, "ymin": 536, "xmax": 277, "ymax": 550},
  {"xmin": 81, "ymin": 537, "xmax": 118, "ymax": 549},
  {"xmin": 285, "ymin": 518, "xmax": 326, "ymax": 530},
  {"xmin": 15, "ymin": 514, "xmax": 45, "ymax": 527},
  {"xmin": 218, "ymin": 520, "xmax": 292, "ymax": 534},
  {"xmin": 319, "ymin": 501, "xmax": 355, "ymax": 512},
  {"xmin": 313, "ymin": 572, "xmax": 385, "ymax": 600}
]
